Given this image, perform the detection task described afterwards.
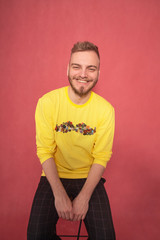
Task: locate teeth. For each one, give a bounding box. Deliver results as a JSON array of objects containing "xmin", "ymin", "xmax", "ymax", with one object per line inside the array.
[{"xmin": 78, "ymin": 80, "xmax": 87, "ymax": 83}]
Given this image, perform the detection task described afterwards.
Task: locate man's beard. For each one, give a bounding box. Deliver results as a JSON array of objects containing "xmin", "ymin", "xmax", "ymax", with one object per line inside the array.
[{"xmin": 68, "ymin": 76, "xmax": 98, "ymax": 97}]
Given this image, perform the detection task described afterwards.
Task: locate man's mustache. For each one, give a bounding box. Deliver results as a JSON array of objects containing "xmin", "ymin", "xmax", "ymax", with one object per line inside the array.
[{"xmin": 73, "ymin": 77, "xmax": 93, "ymax": 82}]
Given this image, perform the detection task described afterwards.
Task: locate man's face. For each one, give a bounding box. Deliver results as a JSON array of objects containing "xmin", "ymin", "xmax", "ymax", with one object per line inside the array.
[{"xmin": 68, "ymin": 51, "xmax": 100, "ymax": 97}]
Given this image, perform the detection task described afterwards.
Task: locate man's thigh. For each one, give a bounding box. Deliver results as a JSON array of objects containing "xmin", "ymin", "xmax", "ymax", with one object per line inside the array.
[
  {"xmin": 84, "ymin": 179, "xmax": 116, "ymax": 240},
  {"xmin": 27, "ymin": 177, "xmax": 59, "ymax": 240}
]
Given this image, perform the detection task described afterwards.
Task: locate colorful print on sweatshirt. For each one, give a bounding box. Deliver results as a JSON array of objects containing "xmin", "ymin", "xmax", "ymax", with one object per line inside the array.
[{"xmin": 55, "ymin": 121, "xmax": 96, "ymax": 135}]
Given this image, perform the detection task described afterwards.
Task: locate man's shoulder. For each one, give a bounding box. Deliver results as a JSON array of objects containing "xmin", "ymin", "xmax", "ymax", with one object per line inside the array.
[
  {"xmin": 92, "ymin": 91, "xmax": 114, "ymax": 111},
  {"xmin": 40, "ymin": 86, "xmax": 66, "ymax": 102}
]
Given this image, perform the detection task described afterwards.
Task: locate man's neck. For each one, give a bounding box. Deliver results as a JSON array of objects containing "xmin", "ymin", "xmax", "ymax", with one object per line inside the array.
[{"xmin": 68, "ymin": 86, "xmax": 91, "ymax": 105}]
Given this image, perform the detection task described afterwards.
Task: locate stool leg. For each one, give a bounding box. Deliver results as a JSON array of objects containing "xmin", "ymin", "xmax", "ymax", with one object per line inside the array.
[{"xmin": 77, "ymin": 220, "xmax": 82, "ymax": 240}]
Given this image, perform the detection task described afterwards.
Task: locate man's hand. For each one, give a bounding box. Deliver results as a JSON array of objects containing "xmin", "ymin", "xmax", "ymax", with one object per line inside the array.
[
  {"xmin": 71, "ymin": 164, "xmax": 105, "ymax": 221},
  {"xmin": 42, "ymin": 159, "xmax": 74, "ymax": 221},
  {"xmin": 55, "ymin": 192, "xmax": 73, "ymax": 220},
  {"xmin": 72, "ymin": 193, "xmax": 89, "ymax": 221},
  {"xmin": 42, "ymin": 158, "xmax": 105, "ymax": 222}
]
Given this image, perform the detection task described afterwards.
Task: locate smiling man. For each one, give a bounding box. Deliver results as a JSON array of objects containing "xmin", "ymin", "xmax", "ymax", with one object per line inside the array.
[
  {"xmin": 27, "ymin": 41, "xmax": 116, "ymax": 240},
  {"xmin": 68, "ymin": 50, "xmax": 99, "ymax": 98}
]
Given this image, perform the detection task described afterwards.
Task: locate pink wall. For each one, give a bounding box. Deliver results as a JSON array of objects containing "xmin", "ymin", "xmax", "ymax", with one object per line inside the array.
[{"xmin": 0, "ymin": 0, "xmax": 159, "ymax": 239}]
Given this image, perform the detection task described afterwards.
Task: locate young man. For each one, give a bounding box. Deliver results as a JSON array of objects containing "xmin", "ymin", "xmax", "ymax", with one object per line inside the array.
[{"xmin": 27, "ymin": 41, "xmax": 116, "ymax": 240}]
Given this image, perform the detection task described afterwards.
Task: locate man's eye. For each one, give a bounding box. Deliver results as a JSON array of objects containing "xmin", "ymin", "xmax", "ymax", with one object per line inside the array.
[
  {"xmin": 73, "ymin": 66, "xmax": 79, "ymax": 69},
  {"xmin": 89, "ymin": 68, "xmax": 96, "ymax": 71}
]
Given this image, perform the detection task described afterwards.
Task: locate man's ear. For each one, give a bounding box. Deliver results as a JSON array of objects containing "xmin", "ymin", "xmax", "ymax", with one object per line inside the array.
[
  {"xmin": 98, "ymin": 70, "xmax": 100, "ymax": 78},
  {"xmin": 67, "ymin": 64, "xmax": 69, "ymax": 76}
]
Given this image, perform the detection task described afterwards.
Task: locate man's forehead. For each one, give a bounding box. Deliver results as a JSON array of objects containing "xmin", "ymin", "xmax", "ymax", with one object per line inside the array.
[{"xmin": 70, "ymin": 51, "xmax": 100, "ymax": 65}]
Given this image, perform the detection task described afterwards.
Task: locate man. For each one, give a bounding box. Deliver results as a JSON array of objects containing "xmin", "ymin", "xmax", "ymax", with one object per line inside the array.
[{"xmin": 27, "ymin": 41, "xmax": 116, "ymax": 240}]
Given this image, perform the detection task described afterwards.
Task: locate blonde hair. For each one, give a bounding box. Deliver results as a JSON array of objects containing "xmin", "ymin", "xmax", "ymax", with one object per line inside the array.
[{"xmin": 71, "ymin": 41, "xmax": 100, "ymax": 59}]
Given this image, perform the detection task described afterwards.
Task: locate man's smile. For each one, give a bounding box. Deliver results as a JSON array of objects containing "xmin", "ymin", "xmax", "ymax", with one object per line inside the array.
[{"xmin": 73, "ymin": 78, "xmax": 93, "ymax": 83}]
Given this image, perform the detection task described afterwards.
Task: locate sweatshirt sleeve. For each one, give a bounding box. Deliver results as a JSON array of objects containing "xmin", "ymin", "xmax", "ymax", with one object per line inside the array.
[
  {"xmin": 92, "ymin": 105, "xmax": 115, "ymax": 168},
  {"xmin": 35, "ymin": 97, "xmax": 56, "ymax": 164}
]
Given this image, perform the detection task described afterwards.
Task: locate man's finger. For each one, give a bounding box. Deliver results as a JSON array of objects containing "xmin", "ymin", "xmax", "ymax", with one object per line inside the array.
[
  {"xmin": 58, "ymin": 211, "xmax": 62, "ymax": 218},
  {"xmin": 69, "ymin": 212, "xmax": 73, "ymax": 220},
  {"xmin": 65, "ymin": 211, "xmax": 70, "ymax": 220},
  {"xmin": 61, "ymin": 212, "xmax": 66, "ymax": 219},
  {"xmin": 72, "ymin": 214, "xmax": 78, "ymax": 221},
  {"xmin": 77, "ymin": 214, "xmax": 82, "ymax": 221}
]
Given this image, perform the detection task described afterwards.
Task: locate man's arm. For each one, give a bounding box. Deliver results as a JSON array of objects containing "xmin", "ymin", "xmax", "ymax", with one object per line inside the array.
[
  {"xmin": 72, "ymin": 105, "xmax": 115, "ymax": 221},
  {"xmin": 35, "ymin": 98, "xmax": 73, "ymax": 220},
  {"xmin": 72, "ymin": 163, "xmax": 105, "ymax": 221},
  {"xmin": 42, "ymin": 158, "xmax": 73, "ymax": 220}
]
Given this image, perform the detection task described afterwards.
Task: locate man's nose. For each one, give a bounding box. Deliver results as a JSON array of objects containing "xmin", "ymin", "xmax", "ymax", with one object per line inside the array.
[{"xmin": 80, "ymin": 69, "xmax": 87, "ymax": 78}]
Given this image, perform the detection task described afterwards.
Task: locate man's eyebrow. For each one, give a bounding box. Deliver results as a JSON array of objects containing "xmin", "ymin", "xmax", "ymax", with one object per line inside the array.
[
  {"xmin": 71, "ymin": 63, "xmax": 98, "ymax": 69},
  {"xmin": 71, "ymin": 63, "xmax": 81, "ymax": 66},
  {"xmin": 87, "ymin": 65, "xmax": 98, "ymax": 69}
]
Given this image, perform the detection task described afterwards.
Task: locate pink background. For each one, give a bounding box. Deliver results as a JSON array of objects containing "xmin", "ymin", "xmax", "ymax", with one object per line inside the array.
[{"xmin": 0, "ymin": 0, "xmax": 160, "ymax": 239}]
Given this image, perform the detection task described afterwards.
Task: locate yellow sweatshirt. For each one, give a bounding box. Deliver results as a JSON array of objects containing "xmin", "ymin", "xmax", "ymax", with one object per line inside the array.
[{"xmin": 35, "ymin": 86, "xmax": 115, "ymax": 178}]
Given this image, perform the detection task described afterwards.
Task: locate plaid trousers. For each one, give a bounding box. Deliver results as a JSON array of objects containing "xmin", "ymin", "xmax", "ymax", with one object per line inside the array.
[{"xmin": 27, "ymin": 177, "xmax": 116, "ymax": 240}]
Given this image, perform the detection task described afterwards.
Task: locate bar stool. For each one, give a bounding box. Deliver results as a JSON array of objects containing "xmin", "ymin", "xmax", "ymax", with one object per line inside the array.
[{"xmin": 59, "ymin": 220, "xmax": 88, "ymax": 239}]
